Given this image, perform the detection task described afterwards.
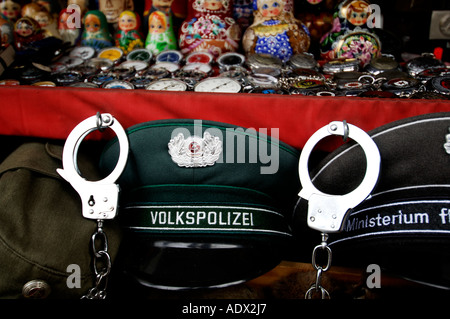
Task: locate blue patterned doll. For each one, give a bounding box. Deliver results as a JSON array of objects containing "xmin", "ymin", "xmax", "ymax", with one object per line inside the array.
[
  {"xmin": 81, "ymin": 10, "xmax": 113, "ymax": 51},
  {"xmin": 242, "ymin": 0, "xmax": 310, "ymax": 62}
]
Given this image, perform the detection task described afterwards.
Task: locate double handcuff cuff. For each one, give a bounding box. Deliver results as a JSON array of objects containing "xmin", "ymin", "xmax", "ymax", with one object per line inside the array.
[
  {"xmin": 57, "ymin": 113, "xmax": 129, "ymax": 299},
  {"xmin": 298, "ymin": 121, "xmax": 381, "ymax": 299}
]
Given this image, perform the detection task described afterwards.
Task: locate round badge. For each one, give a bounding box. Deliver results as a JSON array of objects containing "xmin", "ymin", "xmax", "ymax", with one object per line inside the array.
[
  {"xmin": 292, "ymin": 79, "xmax": 324, "ymax": 89},
  {"xmin": 102, "ymin": 80, "xmax": 135, "ymax": 89},
  {"xmin": 155, "ymin": 50, "xmax": 183, "ymax": 64},
  {"xmin": 185, "ymin": 51, "xmax": 214, "ymax": 64},
  {"xmin": 0, "ymin": 79, "xmax": 20, "ymax": 85},
  {"xmin": 98, "ymin": 47, "xmax": 124, "ymax": 62},
  {"xmin": 126, "ymin": 48, "xmax": 153, "ymax": 62},
  {"xmin": 69, "ymin": 46, "xmax": 96, "ymax": 60}
]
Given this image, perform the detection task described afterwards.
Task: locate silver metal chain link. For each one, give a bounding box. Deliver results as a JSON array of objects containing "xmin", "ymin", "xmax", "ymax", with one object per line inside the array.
[
  {"xmin": 305, "ymin": 233, "xmax": 332, "ymax": 299},
  {"xmin": 81, "ymin": 220, "xmax": 112, "ymax": 299}
]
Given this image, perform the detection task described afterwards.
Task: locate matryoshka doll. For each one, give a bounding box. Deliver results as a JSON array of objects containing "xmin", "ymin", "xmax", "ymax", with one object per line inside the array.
[
  {"xmin": 98, "ymin": 0, "xmax": 134, "ymax": 25},
  {"xmin": 34, "ymin": 7, "xmax": 61, "ymax": 38},
  {"xmin": 145, "ymin": 8, "xmax": 177, "ymax": 55},
  {"xmin": 58, "ymin": 8, "xmax": 81, "ymax": 45},
  {"xmin": 0, "ymin": 16, "xmax": 13, "ymax": 46},
  {"xmin": 0, "ymin": 0, "xmax": 20, "ymax": 23},
  {"xmin": 178, "ymin": 0, "xmax": 241, "ymax": 58},
  {"xmin": 242, "ymin": 0, "xmax": 310, "ymax": 63},
  {"xmin": 81, "ymin": 10, "xmax": 113, "ymax": 51},
  {"xmin": 319, "ymin": 0, "xmax": 381, "ymax": 67},
  {"xmin": 115, "ymin": 10, "xmax": 143, "ymax": 54},
  {"xmin": 13, "ymin": 16, "xmax": 44, "ymax": 51}
]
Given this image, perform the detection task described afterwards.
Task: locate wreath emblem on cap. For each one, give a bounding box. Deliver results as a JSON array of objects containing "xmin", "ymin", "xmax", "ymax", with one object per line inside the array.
[{"xmin": 168, "ymin": 132, "xmax": 222, "ymax": 167}]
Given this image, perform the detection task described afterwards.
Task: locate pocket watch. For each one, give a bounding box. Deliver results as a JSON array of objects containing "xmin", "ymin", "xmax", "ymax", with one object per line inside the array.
[
  {"xmin": 57, "ymin": 56, "xmax": 84, "ymax": 69},
  {"xmin": 248, "ymin": 87, "xmax": 289, "ymax": 94},
  {"xmin": 174, "ymin": 69, "xmax": 208, "ymax": 89},
  {"xmin": 129, "ymin": 76, "xmax": 154, "ymax": 89},
  {"xmin": 53, "ymin": 70, "xmax": 83, "ymax": 86},
  {"xmin": 181, "ymin": 62, "xmax": 212, "ymax": 75},
  {"xmin": 126, "ymin": 48, "xmax": 153, "ymax": 63},
  {"xmin": 381, "ymin": 77, "xmax": 421, "ymax": 97},
  {"xmin": 87, "ymin": 72, "xmax": 119, "ymax": 86},
  {"xmin": 193, "ymin": 76, "xmax": 242, "ymax": 93},
  {"xmin": 406, "ymin": 53, "xmax": 446, "ymax": 77},
  {"xmin": 415, "ymin": 67, "xmax": 450, "ymax": 83},
  {"xmin": 246, "ymin": 53, "xmax": 283, "ymax": 77},
  {"xmin": 365, "ymin": 55, "xmax": 399, "ymax": 75},
  {"xmin": 322, "ymin": 58, "xmax": 360, "ymax": 74},
  {"xmin": 288, "ymin": 53, "xmax": 318, "ymax": 70},
  {"xmin": 97, "ymin": 47, "xmax": 124, "ymax": 63},
  {"xmin": 102, "ymin": 80, "xmax": 135, "ymax": 89},
  {"xmin": 155, "ymin": 50, "xmax": 183, "ymax": 64},
  {"xmin": 69, "ymin": 82, "xmax": 99, "ymax": 88},
  {"xmin": 86, "ymin": 57, "xmax": 114, "ymax": 72},
  {"xmin": 69, "ymin": 46, "xmax": 96, "ymax": 60},
  {"xmin": 217, "ymin": 52, "xmax": 246, "ymax": 71},
  {"xmin": 32, "ymin": 81, "xmax": 56, "ymax": 87},
  {"xmin": 119, "ymin": 60, "xmax": 149, "ymax": 73},
  {"xmin": 151, "ymin": 61, "xmax": 180, "ymax": 73},
  {"xmin": 245, "ymin": 73, "xmax": 278, "ymax": 88},
  {"xmin": 145, "ymin": 78, "xmax": 188, "ymax": 91},
  {"xmin": 142, "ymin": 67, "xmax": 171, "ymax": 80},
  {"xmin": 428, "ymin": 75, "xmax": 450, "ymax": 95},
  {"xmin": 185, "ymin": 51, "xmax": 214, "ymax": 65}
]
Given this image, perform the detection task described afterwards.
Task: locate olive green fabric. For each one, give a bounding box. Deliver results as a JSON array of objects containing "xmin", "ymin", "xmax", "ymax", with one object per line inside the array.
[{"xmin": 0, "ymin": 142, "xmax": 121, "ymax": 298}]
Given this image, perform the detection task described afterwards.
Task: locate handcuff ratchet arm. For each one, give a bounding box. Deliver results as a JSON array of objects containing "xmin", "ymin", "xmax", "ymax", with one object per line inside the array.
[
  {"xmin": 298, "ymin": 121, "xmax": 381, "ymax": 233},
  {"xmin": 57, "ymin": 113, "xmax": 129, "ymax": 220}
]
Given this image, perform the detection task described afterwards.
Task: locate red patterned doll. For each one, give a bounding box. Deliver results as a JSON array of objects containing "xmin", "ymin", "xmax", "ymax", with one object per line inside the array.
[{"xmin": 178, "ymin": 0, "xmax": 241, "ymax": 58}]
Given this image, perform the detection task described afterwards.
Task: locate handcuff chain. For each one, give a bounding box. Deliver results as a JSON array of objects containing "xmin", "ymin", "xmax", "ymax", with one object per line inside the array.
[
  {"xmin": 305, "ymin": 233, "xmax": 332, "ymax": 299},
  {"xmin": 81, "ymin": 220, "xmax": 112, "ymax": 300}
]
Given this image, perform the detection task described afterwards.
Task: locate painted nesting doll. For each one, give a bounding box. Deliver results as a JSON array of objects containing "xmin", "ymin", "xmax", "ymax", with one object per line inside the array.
[
  {"xmin": 115, "ymin": 10, "xmax": 144, "ymax": 54},
  {"xmin": 34, "ymin": 8, "xmax": 61, "ymax": 38},
  {"xmin": 319, "ymin": 0, "xmax": 381, "ymax": 67},
  {"xmin": 178, "ymin": 0, "xmax": 241, "ymax": 58},
  {"xmin": 233, "ymin": 0, "xmax": 253, "ymax": 31},
  {"xmin": 98, "ymin": 0, "xmax": 134, "ymax": 25},
  {"xmin": 145, "ymin": 9, "xmax": 177, "ymax": 55},
  {"xmin": 81, "ymin": 10, "xmax": 113, "ymax": 51},
  {"xmin": 242, "ymin": 0, "xmax": 310, "ymax": 63},
  {"xmin": 58, "ymin": 8, "xmax": 81, "ymax": 45},
  {"xmin": 0, "ymin": 16, "xmax": 13, "ymax": 46},
  {"xmin": 0, "ymin": 0, "xmax": 20, "ymax": 23},
  {"xmin": 14, "ymin": 16, "xmax": 44, "ymax": 51}
]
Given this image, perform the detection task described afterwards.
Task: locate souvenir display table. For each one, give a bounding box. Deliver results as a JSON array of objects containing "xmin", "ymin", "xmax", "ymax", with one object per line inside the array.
[{"xmin": 1, "ymin": 85, "xmax": 450, "ymax": 150}]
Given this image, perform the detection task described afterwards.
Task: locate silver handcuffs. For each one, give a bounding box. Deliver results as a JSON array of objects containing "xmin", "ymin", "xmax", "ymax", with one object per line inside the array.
[
  {"xmin": 57, "ymin": 113, "xmax": 129, "ymax": 220},
  {"xmin": 298, "ymin": 121, "xmax": 381, "ymax": 233}
]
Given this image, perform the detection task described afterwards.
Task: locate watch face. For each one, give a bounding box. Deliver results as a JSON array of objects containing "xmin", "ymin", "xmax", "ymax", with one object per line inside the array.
[
  {"xmin": 181, "ymin": 62, "xmax": 212, "ymax": 74},
  {"xmin": 56, "ymin": 56, "xmax": 84, "ymax": 69},
  {"xmin": 247, "ymin": 73, "xmax": 278, "ymax": 87},
  {"xmin": 155, "ymin": 50, "xmax": 183, "ymax": 64},
  {"xmin": 194, "ymin": 77, "xmax": 241, "ymax": 93},
  {"xmin": 102, "ymin": 80, "xmax": 135, "ymax": 89},
  {"xmin": 217, "ymin": 52, "xmax": 245, "ymax": 68},
  {"xmin": 55, "ymin": 71, "xmax": 83, "ymax": 85},
  {"xmin": 151, "ymin": 62, "xmax": 180, "ymax": 73},
  {"xmin": 87, "ymin": 58, "xmax": 114, "ymax": 71},
  {"xmin": 186, "ymin": 52, "xmax": 213, "ymax": 64},
  {"xmin": 145, "ymin": 78, "xmax": 188, "ymax": 91},
  {"xmin": 126, "ymin": 48, "xmax": 153, "ymax": 62},
  {"xmin": 98, "ymin": 47, "xmax": 124, "ymax": 62},
  {"xmin": 118, "ymin": 61, "xmax": 149, "ymax": 72},
  {"xmin": 70, "ymin": 46, "xmax": 96, "ymax": 60}
]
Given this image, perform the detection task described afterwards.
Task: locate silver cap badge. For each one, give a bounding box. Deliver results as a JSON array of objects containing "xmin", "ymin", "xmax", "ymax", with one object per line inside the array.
[{"xmin": 168, "ymin": 132, "xmax": 222, "ymax": 167}]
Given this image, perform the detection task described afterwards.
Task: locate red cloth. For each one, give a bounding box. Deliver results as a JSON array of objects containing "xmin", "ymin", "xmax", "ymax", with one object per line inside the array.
[{"xmin": 1, "ymin": 86, "xmax": 450, "ymax": 150}]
